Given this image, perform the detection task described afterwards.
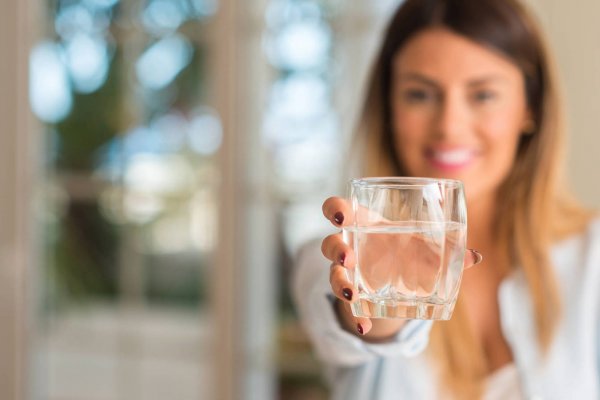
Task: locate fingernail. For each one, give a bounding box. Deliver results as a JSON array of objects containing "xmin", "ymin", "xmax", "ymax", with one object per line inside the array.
[
  {"xmin": 357, "ymin": 323, "xmax": 364, "ymax": 335},
  {"xmin": 342, "ymin": 287, "xmax": 353, "ymax": 301},
  {"xmin": 471, "ymin": 249, "xmax": 483, "ymax": 265},
  {"xmin": 334, "ymin": 212, "xmax": 344, "ymax": 225},
  {"xmin": 340, "ymin": 253, "xmax": 346, "ymax": 266}
]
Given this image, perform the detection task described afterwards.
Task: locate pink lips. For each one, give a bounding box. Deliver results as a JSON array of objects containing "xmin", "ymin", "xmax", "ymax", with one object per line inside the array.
[{"xmin": 425, "ymin": 147, "xmax": 477, "ymax": 172}]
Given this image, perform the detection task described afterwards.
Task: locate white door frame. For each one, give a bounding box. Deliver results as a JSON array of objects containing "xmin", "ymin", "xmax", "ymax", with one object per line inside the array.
[
  {"xmin": 213, "ymin": 1, "xmax": 277, "ymax": 399},
  {"xmin": 0, "ymin": 0, "xmax": 35, "ymax": 399}
]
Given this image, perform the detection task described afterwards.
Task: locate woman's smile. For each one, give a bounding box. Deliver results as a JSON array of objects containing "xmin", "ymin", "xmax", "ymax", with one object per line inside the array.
[{"xmin": 424, "ymin": 146, "xmax": 479, "ymax": 172}]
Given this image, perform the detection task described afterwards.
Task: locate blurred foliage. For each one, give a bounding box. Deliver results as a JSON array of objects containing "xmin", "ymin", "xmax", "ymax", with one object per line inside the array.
[
  {"xmin": 54, "ymin": 50, "xmax": 123, "ymax": 171},
  {"xmin": 47, "ymin": 18, "xmax": 210, "ymax": 304},
  {"xmin": 52, "ymin": 201, "xmax": 120, "ymax": 301}
]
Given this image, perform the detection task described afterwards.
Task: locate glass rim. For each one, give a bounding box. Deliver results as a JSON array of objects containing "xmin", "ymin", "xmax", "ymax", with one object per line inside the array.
[{"xmin": 350, "ymin": 176, "xmax": 463, "ymax": 189}]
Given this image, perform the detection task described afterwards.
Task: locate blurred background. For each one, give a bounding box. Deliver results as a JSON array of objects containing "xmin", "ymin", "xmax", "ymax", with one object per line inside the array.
[{"xmin": 0, "ymin": 0, "xmax": 599, "ymax": 399}]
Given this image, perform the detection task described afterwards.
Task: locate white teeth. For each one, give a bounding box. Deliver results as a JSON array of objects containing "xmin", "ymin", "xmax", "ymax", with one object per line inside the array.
[{"xmin": 432, "ymin": 149, "xmax": 473, "ymax": 165}]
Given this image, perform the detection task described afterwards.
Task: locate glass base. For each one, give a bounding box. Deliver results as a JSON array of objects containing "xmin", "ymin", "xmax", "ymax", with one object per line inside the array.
[{"xmin": 350, "ymin": 297, "xmax": 455, "ymax": 320}]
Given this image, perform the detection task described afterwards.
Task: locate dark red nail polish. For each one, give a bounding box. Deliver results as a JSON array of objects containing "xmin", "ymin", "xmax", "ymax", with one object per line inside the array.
[
  {"xmin": 342, "ymin": 287, "xmax": 353, "ymax": 301},
  {"xmin": 357, "ymin": 323, "xmax": 364, "ymax": 335},
  {"xmin": 471, "ymin": 249, "xmax": 483, "ymax": 265},
  {"xmin": 340, "ymin": 253, "xmax": 346, "ymax": 266},
  {"xmin": 334, "ymin": 212, "xmax": 344, "ymax": 225}
]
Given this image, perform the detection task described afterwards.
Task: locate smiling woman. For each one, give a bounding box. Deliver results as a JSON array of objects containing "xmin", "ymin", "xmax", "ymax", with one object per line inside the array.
[
  {"xmin": 3, "ymin": 0, "xmax": 600, "ymax": 399},
  {"xmin": 293, "ymin": 0, "xmax": 600, "ymax": 399},
  {"xmin": 390, "ymin": 28, "xmax": 530, "ymax": 203}
]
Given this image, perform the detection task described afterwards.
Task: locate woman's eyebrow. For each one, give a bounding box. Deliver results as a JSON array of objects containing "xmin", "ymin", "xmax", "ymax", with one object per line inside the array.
[
  {"xmin": 396, "ymin": 72, "xmax": 439, "ymax": 88},
  {"xmin": 467, "ymin": 75, "xmax": 507, "ymax": 86},
  {"xmin": 396, "ymin": 72, "xmax": 508, "ymax": 87}
]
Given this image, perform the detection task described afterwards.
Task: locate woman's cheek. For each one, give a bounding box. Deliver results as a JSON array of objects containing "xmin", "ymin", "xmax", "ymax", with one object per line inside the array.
[
  {"xmin": 478, "ymin": 116, "xmax": 523, "ymax": 158},
  {"xmin": 394, "ymin": 108, "xmax": 432, "ymax": 140}
]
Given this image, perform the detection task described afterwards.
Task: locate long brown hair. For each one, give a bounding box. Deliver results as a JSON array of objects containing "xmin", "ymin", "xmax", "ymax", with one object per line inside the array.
[{"xmin": 355, "ymin": 0, "xmax": 592, "ymax": 397}]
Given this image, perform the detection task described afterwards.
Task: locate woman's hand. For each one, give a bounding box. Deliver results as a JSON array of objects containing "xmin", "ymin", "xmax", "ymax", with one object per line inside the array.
[{"xmin": 321, "ymin": 196, "xmax": 483, "ymax": 341}]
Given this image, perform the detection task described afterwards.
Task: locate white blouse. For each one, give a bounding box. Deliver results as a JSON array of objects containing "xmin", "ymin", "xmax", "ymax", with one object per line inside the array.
[
  {"xmin": 292, "ymin": 219, "xmax": 600, "ymax": 399},
  {"xmin": 484, "ymin": 363, "xmax": 523, "ymax": 400}
]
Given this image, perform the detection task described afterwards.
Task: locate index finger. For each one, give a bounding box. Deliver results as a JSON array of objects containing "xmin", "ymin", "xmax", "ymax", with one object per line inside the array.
[
  {"xmin": 463, "ymin": 249, "xmax": 483, "ymax": 270},
  {"xmin": 322, "ymin": 196, "xmax": 354, "ymax": 227}
]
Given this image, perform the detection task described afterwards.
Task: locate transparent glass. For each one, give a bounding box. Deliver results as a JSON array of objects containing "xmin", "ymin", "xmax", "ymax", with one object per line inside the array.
[{"xmin": 344, "ymin": 177, "xmax": 467, "ymax": 320}]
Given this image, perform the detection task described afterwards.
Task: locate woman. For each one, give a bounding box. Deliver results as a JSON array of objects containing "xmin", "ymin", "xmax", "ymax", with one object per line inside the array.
[{"xmin": 292, "ymin": 0, "xmax": 597, "ymax": 398}]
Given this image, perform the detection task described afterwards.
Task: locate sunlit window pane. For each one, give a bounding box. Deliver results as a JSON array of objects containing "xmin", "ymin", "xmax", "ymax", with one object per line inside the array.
[{"xmin": 32, "ymin": 0, "xmax": 219, "ymax": 398}]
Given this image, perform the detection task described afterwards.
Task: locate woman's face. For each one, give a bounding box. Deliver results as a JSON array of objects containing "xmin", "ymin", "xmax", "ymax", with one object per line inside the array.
[{"xmin": 391, "ymin": 27, "xmax": 530, "ymax": 202}]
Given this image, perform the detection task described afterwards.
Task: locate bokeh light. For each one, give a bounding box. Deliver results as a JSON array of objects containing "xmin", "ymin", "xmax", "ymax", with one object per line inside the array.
[
  {"xmin": 142, "ymin": 0, "xmax": 187, "ymax": 36},
  {"xmin": 64, "ymin": 33, "xmax": 111, "ymax": 93},
  {"xmin": 29, "ymin": 41, "xmax": 73, "ymax": 123},
  {"xmin": 136, "ymin": 34, "xmax": 194, "ymax": 90}
]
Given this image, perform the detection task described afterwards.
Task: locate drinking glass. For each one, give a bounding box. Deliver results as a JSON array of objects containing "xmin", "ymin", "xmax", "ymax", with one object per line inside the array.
[{"xmin": 343, "ymin": 177, "xmax": 467, "ymax": 320}]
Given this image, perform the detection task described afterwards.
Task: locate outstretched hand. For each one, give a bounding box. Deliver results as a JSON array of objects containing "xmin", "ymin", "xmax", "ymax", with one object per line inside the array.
[{"xmin": 321, "ymin": 196, "xmax": 482, "ymax": 338}]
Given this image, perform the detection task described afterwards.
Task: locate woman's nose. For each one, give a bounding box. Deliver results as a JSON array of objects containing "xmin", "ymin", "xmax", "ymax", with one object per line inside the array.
[{"xmin": 434, "ymin": 92, "xmax": 470, "ymax": 140}]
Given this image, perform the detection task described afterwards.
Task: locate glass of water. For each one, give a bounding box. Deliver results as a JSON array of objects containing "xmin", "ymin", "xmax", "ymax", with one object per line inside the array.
[{"xmin": 344, "ymin": 177, "xmax": 467, "ymax": 320}]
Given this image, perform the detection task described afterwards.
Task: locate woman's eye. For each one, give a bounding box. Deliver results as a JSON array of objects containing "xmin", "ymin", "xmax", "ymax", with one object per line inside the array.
[
  {"xmin": 472, "ymin": 90, "xmax": 496, "ymax": 103},
  {"xmin": 403, "ymin": 89, "xmax": 433, "ymax": 103}
]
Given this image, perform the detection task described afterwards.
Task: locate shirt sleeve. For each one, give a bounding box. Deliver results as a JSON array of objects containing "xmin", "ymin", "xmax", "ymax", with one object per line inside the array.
[{"xmin": 291, "ymin": 239, "xmax": 433, "ymax": 367}]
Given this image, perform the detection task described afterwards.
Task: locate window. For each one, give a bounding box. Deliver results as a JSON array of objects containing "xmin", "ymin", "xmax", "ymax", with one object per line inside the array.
[
  {"xmin": 21, "ymin": 0, "xmax": 401, "ymax": 399},
  {"xmin": 32, "ymin": 1, "xmax": 219, "ymax": 398}
]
